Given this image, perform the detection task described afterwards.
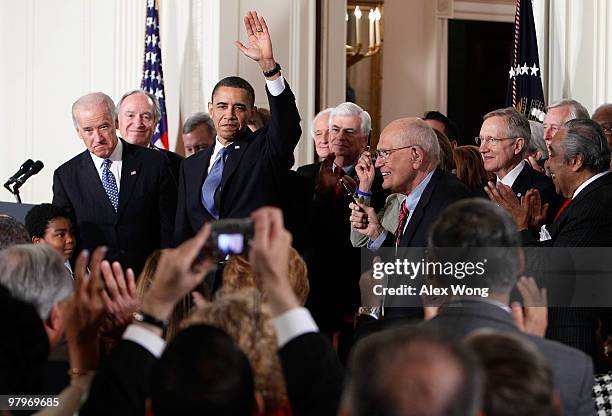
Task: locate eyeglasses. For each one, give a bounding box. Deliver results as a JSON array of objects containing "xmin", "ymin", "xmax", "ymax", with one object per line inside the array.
[
  {"xmin": 374, "ymin": 145, "xmax": 416, "ymax": 161},
  {"xmin": 474, "ymin": 136, "xmax": 517, "ymax": 146}
]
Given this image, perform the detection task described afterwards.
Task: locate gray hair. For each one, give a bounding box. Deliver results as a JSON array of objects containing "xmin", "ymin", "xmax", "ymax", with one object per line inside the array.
[
  {"xmin": 548, "ymin": 99, "xmax": 590, "ymax": 120},
  {"xmin": 0, "ymin": 215, "xmax": 30, "ymax": 250},
  {"xmin": 330, "ymin": 102, "xmax": 371, "ymax": 137},
  {"xmin": 528, "ymin": 120, "xmax": 548, "ymax": 158},
  {"xmin": 484, "ymin": 107, "xmax": 531, "ymax": 157},
  {"xmin": 311, "ymin": 108, "xmax": 333, "ymax": 138},
  {"xmin": 117, "ymin": 89, "xmax": 162, "ymax": 124},
  {"xmin": 182, "ymin": 112, "xmax": 216, "ymax": 137},
  {"xmin": 428, "ymin": 198, "xmax": 521, "ymax": 294},
  {"xmin": 72, "ymin": 92, "xmax": 117, "ymax": 128},
  {"xmin": 561, "ymin": 118, "xmax": 611, "ymax": 174},
  {"xmin": 0, "ymin": 244, "xmax": 73, "ymax": 320}
]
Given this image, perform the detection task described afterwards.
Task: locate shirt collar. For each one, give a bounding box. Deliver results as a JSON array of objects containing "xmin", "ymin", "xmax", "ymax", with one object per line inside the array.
[
  {"xmin": 400, "ymin": 169, "xmax": 435, "ymax": 211},
  {"xmin": 573, "ymin": 171, "xmax": 610, "ymax": 199},
  {"xmin": 89, "ymin": 139, "xmax": 122, "ymax": 169},
  {"xmin": 332, "ymin": 162, "xmax": 355, "ymax": 175},
  {"xmin": 497, "ymin": 160, "xmax": 525, "ymax": 187}
]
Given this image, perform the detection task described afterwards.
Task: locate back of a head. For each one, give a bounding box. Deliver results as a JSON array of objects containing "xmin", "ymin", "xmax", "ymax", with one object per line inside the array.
[
  {"xmin": 464, "ymin": 331, "xmax": 558, "ymax": 416},
  {"xmin": 185, "ymin": 288, "xmax": 288, "ymax": 413},
  {"xmin": 428, "ymin": 199, "xmax": 521, "ymax": 293},
  {"xmin": 151, "ymin": 324, "xmax": 255, "ymax": 416},
  {"xmin": 0, "ymin": 244, "xmax": 72, "ymax": 319},
  {"xmin": 223, "ymin": 248, "xmax": 309, "ymax": 305},
  {"xmin": 453, "ymin": 145, "xmax": 489, "ymax": 189},
  {"xmin": 528, "ymin": 120, "xmax": 548, "ymax": 158},
  {"xmin": 344, "ymin": 326, "xmax": 481, "ymax": 416},
  {"xmin": 562, "ymin": 118, "xmax": 611, "ymax": 174},
  {"xmin": 434, "ymin": 129, "xmax": 456, "ymax": 172},
  {"xmin": 0, "ymin": 215, "xmax": 30, "ymax": 249},
  {"xmin": 0, "ymin": 283, "xmax": 50, "ymax": 393}
]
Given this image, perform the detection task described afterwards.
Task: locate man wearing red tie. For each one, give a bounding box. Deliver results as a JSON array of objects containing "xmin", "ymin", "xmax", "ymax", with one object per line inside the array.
[
  {"xmin": 350, "ymin": 117, "xmax": 470, "ymax": 249},
  {"xmin": 489, "ymin": 118, "xmax": 612, "ymax": 246}
]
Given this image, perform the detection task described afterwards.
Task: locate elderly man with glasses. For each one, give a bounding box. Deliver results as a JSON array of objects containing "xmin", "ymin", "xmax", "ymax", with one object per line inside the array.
[
  {"xmin": 350, "ymin": 117, "xmax": 471, "ymax": 249},
  {"xmin": 479, "ymin": 107, "xmax": 562, "ymax": 224}
]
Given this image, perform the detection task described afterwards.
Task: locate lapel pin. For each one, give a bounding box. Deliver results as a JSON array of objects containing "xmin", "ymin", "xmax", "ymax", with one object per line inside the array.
[
  {"xmin": 131, "ymin": 171, "xmax": 137, "ymax": 175},
  {"xmin": 234, "ymin": 145, "xmax": 240, "ymax": 149},
  {"xmin": 517, "ymin": 192, "xmax": 522, "ymax": 198}
]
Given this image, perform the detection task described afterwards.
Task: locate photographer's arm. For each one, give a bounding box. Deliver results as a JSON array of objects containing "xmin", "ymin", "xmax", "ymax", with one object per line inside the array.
[{"xmin": 250, "ymin": 207, "xmax": 343, "ymax": 416}]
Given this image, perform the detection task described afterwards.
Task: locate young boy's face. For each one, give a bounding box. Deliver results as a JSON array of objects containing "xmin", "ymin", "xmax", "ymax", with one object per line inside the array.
[{"xmin": 33, "ymin": 217, "xmax": 75, "ymax": 261}]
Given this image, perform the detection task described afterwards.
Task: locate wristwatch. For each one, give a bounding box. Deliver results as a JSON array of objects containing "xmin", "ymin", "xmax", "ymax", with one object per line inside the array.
[
  {"xmin": 132, "ymin": 310, "xmax": 168, "ymax": 332},
  {"xmin": 263, "ymin": 63, "xmax": 281, "ymax": 78},
  {"xmin": 357, "ymin": 306, "xmax": 381, "ymax": 320}
]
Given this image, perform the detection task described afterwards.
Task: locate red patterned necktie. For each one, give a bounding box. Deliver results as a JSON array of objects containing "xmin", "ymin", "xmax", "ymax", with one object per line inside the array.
[
  {"xmin": 395, "ymin": 200, "xmax": 409, "ymax": 247},
  {"xmin": 554, "ymin": 198, "xmax": 572, "ymax": 222}
]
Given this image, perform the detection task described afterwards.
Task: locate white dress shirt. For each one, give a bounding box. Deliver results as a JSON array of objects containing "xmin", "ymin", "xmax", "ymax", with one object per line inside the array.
[
  {"xmin": 497, "ymin": 160, "xmax": 525, "ymax": 187},
  {"xmin": 89, "ymin": 139, "xmax": 123, "ymax": 191}
]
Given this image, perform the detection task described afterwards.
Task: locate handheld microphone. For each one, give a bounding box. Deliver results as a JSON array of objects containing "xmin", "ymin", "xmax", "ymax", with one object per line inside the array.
[{"xmin": 13, "ymin": 160, "xmax": 44, "ymax": 190}]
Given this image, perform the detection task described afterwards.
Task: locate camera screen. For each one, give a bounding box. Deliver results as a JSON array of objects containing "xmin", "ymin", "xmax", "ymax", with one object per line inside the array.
[{"xmin": 217, "ymin": 233, "xmax": 245, "ymax": 254}]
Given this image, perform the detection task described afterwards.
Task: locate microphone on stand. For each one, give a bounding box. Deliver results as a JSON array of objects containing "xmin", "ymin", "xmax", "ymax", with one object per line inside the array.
[
  {"xmin": 3, "ymin": 159, "xmax": 34, "ymax": 191},
  {"xmin": 13, "ymin": 161, "xmax": 44, "ymax": 191}
]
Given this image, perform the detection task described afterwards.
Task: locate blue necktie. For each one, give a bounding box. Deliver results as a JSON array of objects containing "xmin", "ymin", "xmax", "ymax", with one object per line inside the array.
[
  {"xmin": 101, "ymin": 159, "xmax": 119, "ymax": 212},
  {"xmin": 201, "ymin": 147, "xmax": 227, "ymax": 219}
]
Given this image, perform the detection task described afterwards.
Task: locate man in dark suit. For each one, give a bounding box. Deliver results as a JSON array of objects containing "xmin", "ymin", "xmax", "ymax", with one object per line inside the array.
[
  {"xmin": 53, "ymin": 92, "xmax": 177, "ymax": 276},
  {"xmin": 116, "ymin": 89, "xmax": 184, "ymax": 185},
  {"xmin": 173, "ymin": 11, "xmax": 301, "ymax": 245},
  {"xmin": 423, "ymin": 198, "xmax": 595, "ymax": 416},
  {"xmin": 350, "ymin": 117, "xmax": 471, "ymax": 249},
  {"xmin": 297, "ymin": 103, "xmax": 386, "ymax": 339},
  {"xmin": 479, "ymin": 107, "xmax": 562, "ymax": 223}
]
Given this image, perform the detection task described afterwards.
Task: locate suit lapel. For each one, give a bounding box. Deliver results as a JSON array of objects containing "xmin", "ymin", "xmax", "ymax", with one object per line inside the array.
[
  {"xmin": 117, "ymin": 141, "xmax": 142, "ymax": 217},
  {"xmin": 79, "ymin": 151, "xmax": 116, "ymax": 215},
  {"xmin": 400, "ymin": 169, "xmax": 441, "ymax": 246},
  {"xmin": 197, "ymin": 146, "xmax": 214, "ymax": 188},
  {"xmin": 511, "ymin": 162, "xmax": 530, "ymax": 198},
  {"xmin": 220, "ymin": 130, "xmax": 251, "ymax": 187}
]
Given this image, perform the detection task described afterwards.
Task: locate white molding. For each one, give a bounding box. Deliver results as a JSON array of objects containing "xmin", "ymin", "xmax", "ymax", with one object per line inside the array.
[
  {"xmin": 319, "ymin": 0, "xmax": 346, "ymax": 110},
  {"xmin": 289, "ymin": 0, "xmax": 316, "ymax": 168},
  {"xmin": 433, "ymin": 0, "xmax": 513, "ymax": 113},
  {"xmin": 594, "ymin": 0, "xmax": 608, "ymax": 107},
  {"xmin": 435, "ymin": 18, "xmax": 449, "ymax": 113},
  {"xmin": 453, "ymin": 0, "xmax": 515, "ymax": 22}
]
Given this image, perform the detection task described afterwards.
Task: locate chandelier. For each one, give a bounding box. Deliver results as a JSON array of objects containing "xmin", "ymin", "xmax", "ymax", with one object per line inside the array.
[{"xmin": 346, "ymin": 4, "xmax": 383, "ymax": 67}]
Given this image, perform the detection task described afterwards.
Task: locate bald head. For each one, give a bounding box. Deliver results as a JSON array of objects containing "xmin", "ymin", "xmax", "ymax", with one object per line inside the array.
[
  {"xmin": 382, "ymin": 118, "xmax": 441, "ymax": 164},
  {"xmin": 342, "ymin": 327, "xmax": 481, "ymax": 416}
]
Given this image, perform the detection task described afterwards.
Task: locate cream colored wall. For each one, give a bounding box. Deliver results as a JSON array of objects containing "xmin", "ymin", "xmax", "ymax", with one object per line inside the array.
[
  {"xmin": 380, "ymin": 0, "xmax": 434, "ymax": 127},
  {"xmin": 0, "ymin": 0, "xmax": 315, "ymax": 204}
]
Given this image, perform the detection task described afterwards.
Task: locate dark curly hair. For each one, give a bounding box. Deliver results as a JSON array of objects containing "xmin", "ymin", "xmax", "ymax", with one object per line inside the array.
[{"xmin": 25, "ymin": 204, "xmax": 73, "ymax": 239}]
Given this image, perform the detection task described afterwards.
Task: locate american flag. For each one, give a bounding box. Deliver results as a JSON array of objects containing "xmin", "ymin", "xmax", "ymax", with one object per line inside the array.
[
  {"xmin": 141, "ymin": 0, "xmax": 169, "ymax": 149},
  {"xmin": 505, "ymin": 0, "xmax": 546, "ymax": 122}
]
